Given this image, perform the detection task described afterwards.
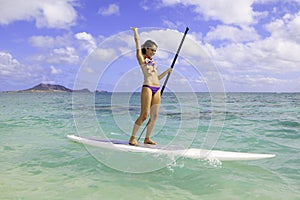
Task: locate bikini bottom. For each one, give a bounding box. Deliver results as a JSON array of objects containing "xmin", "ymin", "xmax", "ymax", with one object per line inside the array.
[{"xmin": 143, "ymin": 85, "xmax": 160, "ymax": 96}]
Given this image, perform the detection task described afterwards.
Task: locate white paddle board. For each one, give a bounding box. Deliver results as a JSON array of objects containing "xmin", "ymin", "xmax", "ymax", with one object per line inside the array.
[{"xmin": 67, "ymin": 134, "xmax": 275, "ymax": 161}]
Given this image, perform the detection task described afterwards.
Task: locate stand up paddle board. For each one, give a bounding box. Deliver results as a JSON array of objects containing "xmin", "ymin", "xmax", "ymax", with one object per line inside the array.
[{"xmin": 67, "ymin": 134, "xmax": 275, "ymax": 161}]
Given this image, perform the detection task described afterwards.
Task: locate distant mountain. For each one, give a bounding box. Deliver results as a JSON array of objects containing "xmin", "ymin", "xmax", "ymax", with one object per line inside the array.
[
  {"xmin": 96, "ymin": 90, "xmax": 108, "ymax": 93},
  {"xmin": 10, "ymin": 83, "xmax": 108, "ymax": 93},
  {"xmin": 16, "ymin": 83, "xmax": 98, "ymax": 93},
  {"xmin": 73, "ymin": 88, "xmax": 91, "ymax": 93},
  {"xmin": 21, "ymin": 83, "xmax": 73, "ymax": 92}
]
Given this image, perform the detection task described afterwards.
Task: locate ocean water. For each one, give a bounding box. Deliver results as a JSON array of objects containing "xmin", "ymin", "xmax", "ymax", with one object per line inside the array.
[{"xmin": 0, "ymin": 92, "xmax": 299, "ymax": 199}]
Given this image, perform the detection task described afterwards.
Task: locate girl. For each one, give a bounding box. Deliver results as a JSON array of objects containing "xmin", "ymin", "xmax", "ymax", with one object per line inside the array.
[{"xmin": 129, "ymin": 27, "xmax": 173, "ymax": 146}]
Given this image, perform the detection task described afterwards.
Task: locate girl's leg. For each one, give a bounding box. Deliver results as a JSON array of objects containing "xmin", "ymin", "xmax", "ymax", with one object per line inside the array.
[
  {"xmin": 144, "ymin": 90, "xmax": 161, "ymax": 144},
  {"xmin": 129, "ymin": 87, "xmax": 152, "ymax": 145}
]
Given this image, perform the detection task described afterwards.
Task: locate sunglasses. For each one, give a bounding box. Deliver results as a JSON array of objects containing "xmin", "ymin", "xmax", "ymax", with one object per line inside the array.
[{"xmin": 147, "ymin": 48, "xmax": 157, "ymax": 52}]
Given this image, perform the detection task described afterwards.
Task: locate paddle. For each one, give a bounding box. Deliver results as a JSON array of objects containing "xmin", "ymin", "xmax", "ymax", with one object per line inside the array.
[{"xmin": 137, "ymin": 27, "xmax": 189, "ymax": 141}]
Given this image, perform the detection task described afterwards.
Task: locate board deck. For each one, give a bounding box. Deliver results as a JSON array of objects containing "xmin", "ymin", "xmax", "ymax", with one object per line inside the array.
[{"xmin": 67, "ymin": 134, "xmax": 276, "ymax": 161}]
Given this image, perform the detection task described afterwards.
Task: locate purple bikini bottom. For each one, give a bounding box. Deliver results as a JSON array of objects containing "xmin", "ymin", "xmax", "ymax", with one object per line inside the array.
[{"xmin": 143, "ymin": 85, "xmax": 160, "ymax": 96}]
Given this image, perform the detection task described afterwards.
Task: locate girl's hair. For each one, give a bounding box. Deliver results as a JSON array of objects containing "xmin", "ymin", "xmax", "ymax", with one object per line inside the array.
[{"xmin": 141, "ymin": 40, "xmax": 157, "ymax": 55}]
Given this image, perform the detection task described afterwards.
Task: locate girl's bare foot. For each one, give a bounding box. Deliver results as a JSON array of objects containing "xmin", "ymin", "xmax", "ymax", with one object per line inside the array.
[
  {"xmin": 129, "ymin": 136, "xmax": 139, "ymax": 146},
  {"xmin": 144, "ymin": 138, "xmax": 157, "ymax": 145}
]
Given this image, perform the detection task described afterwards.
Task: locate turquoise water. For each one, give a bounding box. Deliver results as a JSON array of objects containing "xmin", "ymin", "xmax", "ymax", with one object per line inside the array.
[{"xmin": 0, "ymin": 92, "xmax": 299, "ymax": 199}]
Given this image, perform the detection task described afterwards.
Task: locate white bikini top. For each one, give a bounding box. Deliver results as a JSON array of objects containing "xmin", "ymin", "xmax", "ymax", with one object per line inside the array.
[
  {"xmin": 141, "ymin": 57, "xmax": 160, "ymax": 86},
  {"xmin": 144, "ymin": 57, "xmax": 157, "ymax": 74}
]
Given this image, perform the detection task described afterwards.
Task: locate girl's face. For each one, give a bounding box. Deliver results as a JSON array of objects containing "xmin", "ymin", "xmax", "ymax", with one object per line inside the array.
[{"xmin": 146, "ymin": 45, "xmax": 157, "ymax": 58}]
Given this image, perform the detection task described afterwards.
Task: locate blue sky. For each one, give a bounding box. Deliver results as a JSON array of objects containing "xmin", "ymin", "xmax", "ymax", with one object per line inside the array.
[{"xmin": 0, "ymin": 0, "xmax": 300, "ymax": 92}]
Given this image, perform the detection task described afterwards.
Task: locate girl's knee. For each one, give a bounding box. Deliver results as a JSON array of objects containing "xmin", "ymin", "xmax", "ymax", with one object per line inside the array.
[
  {"xmin": 136, "ymin": 114, "xmax": 148, "ymax": 125},
  {"xmin": 150, "ymin": 105, "xmax": 159, "ymax": 120},
  {"xmin": 150, "ymin": 111, "xmax": 158, "ymax": 120},
  {"xmin": 140, "ymin": 114, "xmax": 148, "ymax": 122}
]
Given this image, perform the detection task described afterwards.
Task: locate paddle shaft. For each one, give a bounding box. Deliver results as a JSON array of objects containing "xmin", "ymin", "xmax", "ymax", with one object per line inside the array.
[
  {"xmin": 161, "ymin": 27, "xmax": 189, "ymax": 95},
  {"xmin": 137, "ymin": 27, "xmax": 189, "ymax": 141}
]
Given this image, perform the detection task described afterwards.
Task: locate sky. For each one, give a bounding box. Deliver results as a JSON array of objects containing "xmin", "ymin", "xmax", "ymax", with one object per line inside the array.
[{"xmin": 0, "ymin": 0, "xmax": 300, "ymax": 92}]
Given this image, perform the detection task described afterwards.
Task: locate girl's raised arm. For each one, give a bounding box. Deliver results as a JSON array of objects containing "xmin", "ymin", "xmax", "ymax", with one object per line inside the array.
[{"xmin": 131, "ymin": 27, "xmax": 144, "ymax": 66}]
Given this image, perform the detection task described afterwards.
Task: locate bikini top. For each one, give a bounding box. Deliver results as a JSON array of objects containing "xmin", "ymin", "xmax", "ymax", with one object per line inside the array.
[{"xmin": 144, "ymin": 57, "xmax": 157, "ymax": 74}]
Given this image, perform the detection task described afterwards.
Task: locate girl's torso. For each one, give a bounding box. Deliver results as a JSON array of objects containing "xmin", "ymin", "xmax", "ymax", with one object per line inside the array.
[{"xmin": 141, "ymin": 57, "xmax": 160, "ymax": 86}]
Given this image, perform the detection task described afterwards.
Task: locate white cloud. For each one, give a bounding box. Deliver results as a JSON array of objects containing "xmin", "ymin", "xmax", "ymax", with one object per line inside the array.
[
  {"xmin": 29, "ymin": 36, "xmax": 56, "ymax": 48},
  {"xmin": 49, "ymin": 47, "xmax": 80, "ymax": 64},
  {"xmin": 28, "ymin": 34, "xmax": 73, "ymax": 49},
  {"xmin": 208, "ymin": 37, "xmax": 300, "ymax": 75},
  {"xmin": 158, "ymin": 0, "xmax": 259, "ymax": 25},
  {"xmin": 203, "ymin": 11, "xmax": 300, "ymax": 92},
  {"xmin": 0, "ymin": 51, "xmax": 74, "ymax": 91},
  {"xmin": 0, "ymin": 0, "xmax": 77, "ymax": 29},
  {"xmin": 162, "ymin": 20, "xmax": 186, "ymax": 30},
  {"xmin": 75, "ymin": 32, "xmax": 97, "ymax": 53},
  {"xmin": 206, "ymin": 25, "xmax": 260, "ymax": 43},
  {"xmin": 98, "ymin": 4, "xmax": 120, "ymax": 16},
  {"xmin": 0, "ymin": 51, "xmax": 47, "ymax": 90},
  {"xmin": 255, "ymin": 0, "xmax": 300, "ymax": 3},
  {"xmin": 253, "ymin": 11, "xmax": 300, "ymax": 66},
  {"xmin": 0, "ymin": 52, "xmax": 20, "ymax": 76},
  {"xmin": 50, "ymin": 65, "xmax": 62, "ymax": 74},
  {"xmin": 92, "ymin": 48, "xmax": 118, "ymax": 63},
  {"xmin": 265, "ymin": 11, "xmax": 300, "ymax": 42},
  {"xmin": 28, "ymin": 32, "xmax": 105, "ymax": 67},
  {"xmin": 30, "ymin": 46, "xmax": 80, "ymax": 65},
  {"xmin": 222, "ymin": 74, "xmax": 300, "ymax": 92},
  {"xmin": 75, "ymin": 32, "xmax": 94, "ymax": 42},
  {"xmin": 28, "ymin": 33, "xmax": 99, "ymax": 65}
]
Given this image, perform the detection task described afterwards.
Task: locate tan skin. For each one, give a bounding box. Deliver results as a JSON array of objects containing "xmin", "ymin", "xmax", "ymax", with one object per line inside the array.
[{"xmin": 129, "ymin": 27, "xmax": 173, "ymax": 146}]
